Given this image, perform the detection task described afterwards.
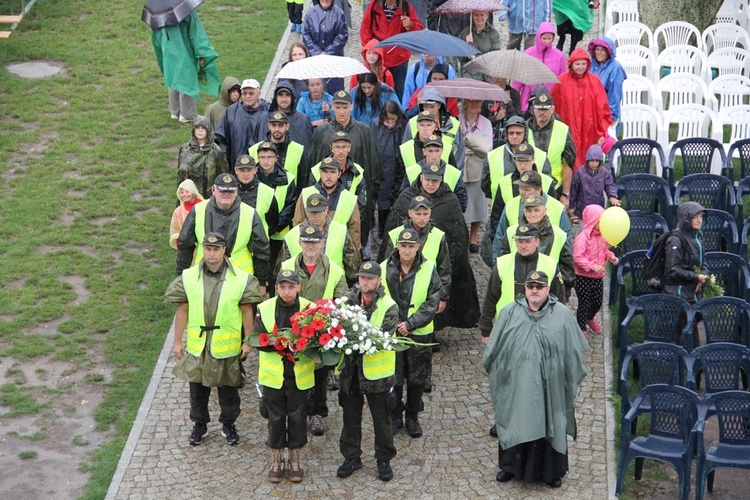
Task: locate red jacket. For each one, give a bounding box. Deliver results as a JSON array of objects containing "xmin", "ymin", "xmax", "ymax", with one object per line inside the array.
[{"xmin": 361, "ymin": 0, "xmax": 423, "ymax": 68}]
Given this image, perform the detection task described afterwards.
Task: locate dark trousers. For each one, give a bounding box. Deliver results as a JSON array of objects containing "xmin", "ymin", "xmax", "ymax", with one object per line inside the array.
[
  {"xmin": 393, "ymin": 335, "xmax": 432, "ymax": 415},
  {"xmin": 339, "ymin": 376, "xmax": 397, "ymax": 461},
  {"xmin": 507, "ymin": 32, "xmax": 535, "ymax": 51},
  {"xmin": 575, "ymin": 275, "xmax": 603, "ymax": 331},
  {"xmin": 264, "ymin": 377, "xmax": 310, "ymax": 449},
  {"xmin": 387, "ymin": 61, "xmax": 409, "ymax": 102},
  {"xmin": 556, "ymin": 19, "xmax": 583, "ymax": 56},
  {"xmin": 308, "ymin": 366, "xmax": 330, "ymax": 417},
  {"xmin": 189, "ymin": 382, "xmax": 240, "ymax": 425},
  {"xmin": 286, "ymin": 3, "xmax": 303, "ymax": 24}
]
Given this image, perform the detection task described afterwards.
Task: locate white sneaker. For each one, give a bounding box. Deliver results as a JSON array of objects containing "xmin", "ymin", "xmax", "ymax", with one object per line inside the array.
[
  {"xmin": 178, "ymin": 115, "xmax": 191, "ymax": 123},
  {"xmin": 170, "ymin": 114, "xmax": 179, "ymax": 120}
]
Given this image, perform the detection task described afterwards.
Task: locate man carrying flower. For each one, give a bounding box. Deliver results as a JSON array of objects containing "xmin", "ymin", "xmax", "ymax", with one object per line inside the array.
[{"xmin": 336, "ymin": 261, "xmax": 400, "ymax": 482}]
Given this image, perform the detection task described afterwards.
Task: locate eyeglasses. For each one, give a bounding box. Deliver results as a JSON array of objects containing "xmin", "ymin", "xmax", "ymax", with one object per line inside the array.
[
  {"xmin": 524, "ymin": 283, "xmax": 547, "ymax": 290},
  {"xmin": 507, "ymin": 130, "xmax": 525, "ymax": 136}
]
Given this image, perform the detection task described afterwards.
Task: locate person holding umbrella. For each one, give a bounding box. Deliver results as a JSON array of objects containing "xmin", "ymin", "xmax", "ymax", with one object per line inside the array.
[{"xmin": 457, "ymin": 11, "xmax": 501, "ymax": 81}]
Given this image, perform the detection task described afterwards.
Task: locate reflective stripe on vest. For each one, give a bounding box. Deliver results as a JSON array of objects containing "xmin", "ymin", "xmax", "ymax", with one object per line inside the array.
[
  {"xmin": 183, "ymin": 264, "xmax": 248, "ymax": 359},
  {"xmin": 301, "ymin": 186, "xmax": 357, "ymax": 226},
  {"xmin": 281, "ymin": 257, "xmax": 344, "ymax": 300},
  {"xmin": 498, "ymin": 171, "xmax": 556, "ymax": 204},
  {"xmin": 194, "ymin": 201, "xmax": 256, "ymax": 274},
  {"xmin": 249, "ymin": 140, "xmax": 304, "ymax": 181},
  {"xmin": 256, "ymin": 297, "xmax": 314, "ymax": 390},
  {"xmin": 507, "ymin": 224, "xmax": 567, "ymax": 261},
  {"xmin": 528, "ymin": 121, "xmax": 568, "ymax": 188},
  {"xmin": 362, "ymin": 294, "xmax": 398, "ymax": 380},
  {"xmin": 404, "ymin": 163, "xmax": 460, "ymax": 191},
  {"xmin": 487, "ymin": 147, "xmax": 506, "ymax": 203},
  {"xmin": 285, "ymin": 221, "xmax": 347, "ymax": 269},
  {"xmin": 381, "ymin": 259, "xmax": 436, "ymax": 335},
  {"xmin": 311, "ymin": 162, "xmax": 364, "ymax": 195},
  {"xmin": 388, "ymin": 225, "xmax": 445, "ymax": 263},
  {"xmin": 253, "ymin": 183, "xmax": 276, "ymax": 237},
  {"xmin": 269, "ymin": 172, "xmax": 295, "ymax": 241},
  {"xmin": 494, "ymin": 253, "xmax": 558, "ymax": 316},
  {"xmin": 505, "ymin": 195, "xmax": 565, "ymax": 227}
]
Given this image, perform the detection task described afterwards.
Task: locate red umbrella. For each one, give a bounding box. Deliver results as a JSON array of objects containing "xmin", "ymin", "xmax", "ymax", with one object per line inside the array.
[{"xmin": 425, "ymin": 78, "xmax": 509, "ymax": 102}]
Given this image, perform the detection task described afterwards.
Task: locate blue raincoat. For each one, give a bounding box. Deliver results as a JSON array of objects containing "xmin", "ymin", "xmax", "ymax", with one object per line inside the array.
[
  {"xmin": 498, "ymin": 0, "xmax": 551, "ymax": 35},
  {"xmin": 588, "ymin": 37, "xmax": 627, "ymax": 123}
]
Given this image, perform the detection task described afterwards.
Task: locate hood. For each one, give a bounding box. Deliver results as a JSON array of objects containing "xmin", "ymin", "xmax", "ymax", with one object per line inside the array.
[
  {"xmin": 270, "ymin": 79, "xmax": 298, "ymax": 112},
  {"xmin": 176, "ymin": 179, "xmax": 204, "ymax": 202},
  {"xmin": 588, "ymin": 37, "xmax": 616, "ymax": 61},
  {"xmin": 190, "ymin": 115, "xmax": 216, "ymax": 148},
  {"xmin": 676, "ymin": 201, "xmax": 705, "ymax": 233},
  {"xmin": 419, "ymin": 87, "xmax": 446, "ymax": 106},
  {"xmin": 567, "ymin": 47, "xmax": 591, "ymax": 74},
  {"xmin": 428, "ymin": 63, "xmax": 450, "ymax": 80},
  {"xmin": 581, "ymin": 204, "xmax": 605, "ymax": 235},
  {"xmin": 219, "ymin": 76, "xmax": 241, "ymax": 106},
  {"xmin": 361, "ymin": 39, "xmax": 386, "ymax": 67},
  {"xmin": 585, "ymin": 144, "xmax": 604, "ymax": 162},
  {"xmin": 534, "ymin": 21, "xmax": 556, "ymax": 54}
]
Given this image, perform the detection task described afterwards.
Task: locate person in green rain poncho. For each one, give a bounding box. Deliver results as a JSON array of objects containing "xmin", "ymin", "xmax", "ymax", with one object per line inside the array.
[
  {"xmin": 554, "ymin": 0, "xmax": 598, "ymax": 56},
  {"xmin": 151, "ymin": 10, "xmax": 221, "ymax": 123}
]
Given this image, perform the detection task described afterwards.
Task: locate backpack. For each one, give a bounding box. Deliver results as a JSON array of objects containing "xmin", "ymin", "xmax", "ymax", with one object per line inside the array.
[{"xmin": 643, "ymin": 230, "xmax": 693, "ymax": 291}]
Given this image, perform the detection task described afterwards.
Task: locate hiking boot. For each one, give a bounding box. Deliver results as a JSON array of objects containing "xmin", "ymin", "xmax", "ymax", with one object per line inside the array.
[
  {"xmin": 288, "ymin": 448, "xmax": 304, "ymax": 482},
  {"xmin": 377, "ymin": 459, "xmax": 393, "ymax": 481},
  {"xmin": 268, "ymin": 448, "xmax": 285, "ymax": 483},
  {"xmin": 327, "ymin": 371, "xmax": 339, "ymax": 391},
  {"xmin": 336, "ymin": 457, "xmax": 363, "ymax": 478},
  {"xmin": 391, "ymin": 413, "xmax": 403, "ymax": 434},
  {"xmin": 188, "ymin": 423, "xmax": 207, "ymax": 445},
  {"xmin": 221, "ymin": 423, "xmax": 239, "ymax": 445},
  {"xmin": 405, "ymin": 413, "xmax": 423, "ymax": 438},
  {"xmin": 587, "ymin": 318, "xmax": 602, "ymax": 334},
  {"xmin": 309, "ymin": 414, "xmax": 324, "ymax": 436}
]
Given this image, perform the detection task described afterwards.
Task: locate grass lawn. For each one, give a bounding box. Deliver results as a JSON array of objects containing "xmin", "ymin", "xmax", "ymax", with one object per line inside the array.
[{"xmin": 0, "ymin": 0, "xmax": 285, "ymax": 498}]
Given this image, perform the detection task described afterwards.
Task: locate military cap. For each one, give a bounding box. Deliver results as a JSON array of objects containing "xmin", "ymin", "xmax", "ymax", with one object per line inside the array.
[
  {"xmin": 513, "ymin": 170, "xmax": 542, "ymax": 188},
  {"xmin": 513, "ymin": 223, "xmax": 539, "ymax": 239},
  {"xmin": 305, "ymin": 193, "xmax": 328, "ymax": 212},
  {"xmin": 355, "ymin": 261, "xmax": 381, "ymax": 277},
  {"xmin": 409, "ymin": 195, "xmax": 432, "ymax": 210},
  {"xmin": 416, "ymin": 110, "xmax": 436, "ymax": 122},
  {"xmin": 330, "ymin": 131, "xmax": 351, "ymax": 144},
  {"xmin": 505, "ymin": 115, "xmax": 527, "ymax": 130},
  {"xmin": 421, "ymin": 162, "xmax": 444, "ymax": 180},
  {"xmin": 525, "ymin": 270, "xmax": 549, "ymax": 285},
  {"xmin": 277, "ymin": 269, "xmax": 300, "ymax": 284},
  {"xmin": 234, "ymin": 154, "xmax": 256, "ymax": 170},
  {"xmin": 257, "ymin": 141, "xmax": 277, "ymax": 153},
  {"xmin": 423, "ymin": 134, "xmax": 443, "ymax": 148},
  {"xmin": 522, "ymin": 194, "xmax": 546, "ymax": 208},
  {"xmin": 397, "ymin": 228, "xmax": 419, "ymax": 244},
  {"xmin": 332, "ymin": 90, "xmax": 352, "ymax": 104},
  {"xmin": 268, "ymin": 111, "xmax": 288, "ymax": 124},
  {"xmin": 203, "ymin": 232, "xmax": 227, "ymax": 247},
  {"xmin": 532, "ymin": 88, "xmax": 554, "ymax": 109},
  {"xmin": 298, "ymin": 223, "xmax": 324, "ymax": 242},
  {"xmin": 214, "ymin": 173, "xmax": 238, "ymax": 191},
  {"xmin": 319, "ymin": 156, "xmax": 341, "ymax": 171},
  {"xmin": 513, "ymin": 142, "xmax": 534, "ymax": 159}
]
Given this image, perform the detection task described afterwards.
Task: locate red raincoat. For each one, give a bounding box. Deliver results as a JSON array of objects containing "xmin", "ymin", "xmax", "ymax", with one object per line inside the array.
[
  {"xmin": 361, "ymin": 0, "xmax": 423, "ymax": 69},
  {"xmin": 349, "ymin": 39, "xmax": 396, "ymax": 90}
]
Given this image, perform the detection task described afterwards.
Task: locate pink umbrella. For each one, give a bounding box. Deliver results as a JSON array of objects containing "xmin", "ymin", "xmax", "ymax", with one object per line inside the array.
[{"xmin": 425, "ymin": 78, "xmax": 509, "ymax": 102}]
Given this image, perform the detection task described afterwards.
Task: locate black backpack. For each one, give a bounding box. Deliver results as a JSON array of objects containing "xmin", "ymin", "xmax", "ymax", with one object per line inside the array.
[{"xmin": 643, "ymin": 230, "xmax": 693, "ymax": 291}]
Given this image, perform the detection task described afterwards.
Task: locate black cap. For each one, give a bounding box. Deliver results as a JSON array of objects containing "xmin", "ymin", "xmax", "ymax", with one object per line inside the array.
[
  {"xmin": 268, "ymin": 111, "xmax": 288, "ymax": 124},
  {"xmin": 298, "ymin": 222, "xmax": 324, "ymax": 242},
  {"xmin": 332, "ymin": 90, "xmax": 352, "ymax": 104},
  {"xmin": 421, "ymin": 162, "xmax": 444, "ymax": 180},
  {"xmin": 305, "ymin": 193, "xmax": 327, "ymax": 212},
  {"xmin": 203, "ymin": 232, "xmax": 227, "ymax": 247},
  {"xmin": 330, "ymin": 131, "xmax": 351, "ymax": 144},
  {"xmin": 522, "ymin": 194, "xmax": 545, "ymax": 208},
  {"xmin": 214, "ymin": 173, "xmax": 238, "ymax": 191},
  {"xmin": 319, "ymin": 156, "xmax": 341, "ymax": 171},
  {"xmin": 397, "ymin": 228, "xmax": 419, "ymax": 244},
  {"xmin": 257, "ymin": 141, "xmax": 277, "ymax": 153},
  {"xmin": 513, "ymin": 142, "xmax": 534, "ymax": 159},
  {"xmin": 356, "ymin": 261, "xmax": 381, "ymax": 277},
  {"xmin": 409, "ymin": 195, "xmax": 432, "ymax": 210},
  {"xmin": 513, "ymin": 170, "xmax": 542, "ymax": 188},
  {"xmin": 235, "ymin": 154, "xmax": 256, "ymax": 170},
  {"xmin": 532, "ymin": 88, "xmax": 554, "ymax": 108},
  {"xmin": 423, "ymin": 134, "xmax": 443, "ymax": 148},
  {"xmin": 513, "ymin": 223, "xmax": 539, "ymax": 239},
  {"xmin": 525, "ymin": 270, "xmax": 549, "ymax": 285},
  {"xmin": 416, "ymin": 110, "xmax": 436, "ymax": 122},
  {"xmin": 505, "ymin": 115, "xmax": 526, "ymax": 129},
  {"xmin": 277, "ymin": 269, "xmax": 300, "ymax": 284}
]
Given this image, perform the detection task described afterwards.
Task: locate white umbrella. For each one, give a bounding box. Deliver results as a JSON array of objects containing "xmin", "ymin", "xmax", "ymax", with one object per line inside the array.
[{"xmin": 276, "ymin": 55, "xmax": 371, "ymax": 80}]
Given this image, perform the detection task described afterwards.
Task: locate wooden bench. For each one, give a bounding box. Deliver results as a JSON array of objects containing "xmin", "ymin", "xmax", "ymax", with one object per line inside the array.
[{"xmin": 0, "ymin": 15, "xmax": 23, "ymax": 24}]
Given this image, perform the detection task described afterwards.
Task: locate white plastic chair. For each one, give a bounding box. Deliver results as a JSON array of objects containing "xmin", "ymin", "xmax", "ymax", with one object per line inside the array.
[
  {"xmin": 717, "ymin": 105, "xmax": 750, "ymax": 150},
  {"xmin": 706, "ymin": 47, "xmax": 750, "ymax": 78},
  {"xmin": 605, "ymin": 0, "xmax": 640, "ymax": 33},
  {"xmin": 715, "ymin": 0, "xmax": 749, "ymax": 30},
  {"xmin": 654, "ymin": 21, "xmax": 703, "ymax": 54},
  {"xmin": 708, "ymin": 74, "xmax": 750, "ymax": 112},
  {"xmin": 656, "ymin": 45, "xmax": 709, "ymax": 82},
  {"xmin": 702, "ymin": 23, "xmax": 750, "ymax": 54},
  {"xmin": 606, "ymin": 22, "xmax": 655, "ymax": 51},
  {"xmin": 656, "ymin": 73, "xmax": 709, "ymax": 110},
  {"xmin": 619, "ymin": 104, "xmax": 664, "ymax": 143},
  {"xmin": 622, "ymin": 74, "xmax": 663, "ymax": 111},
  {"xmin": 617, "ymin": 44, "xmax": 657, "ymax": 81},
  {"xmin": 663, "ymin": 104, "xmax": 722, "ymax": 153}
]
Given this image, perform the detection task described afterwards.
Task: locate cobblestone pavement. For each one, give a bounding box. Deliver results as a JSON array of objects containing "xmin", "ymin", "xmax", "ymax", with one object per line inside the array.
[{"xmin": 108, "ymin": 4, "xmax": 615, "ymax": 499}]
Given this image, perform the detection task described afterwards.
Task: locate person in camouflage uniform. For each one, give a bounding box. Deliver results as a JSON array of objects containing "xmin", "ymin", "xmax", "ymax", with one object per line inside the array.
[{"xmin": 177, "ymin": 115, "xmax": 229, "ymax": 199}]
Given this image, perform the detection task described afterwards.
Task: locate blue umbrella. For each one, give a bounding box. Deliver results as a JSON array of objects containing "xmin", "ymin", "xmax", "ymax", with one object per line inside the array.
[{"xmin": 374, "ymin": 29, "xmax": 479, "ymax": 57}]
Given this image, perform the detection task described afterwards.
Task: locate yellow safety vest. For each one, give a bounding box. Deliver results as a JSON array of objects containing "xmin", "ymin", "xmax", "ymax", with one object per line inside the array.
[
  {"xmin": 381, "ymin": 259, "xmax": 436, "ymax": 335},
  {"xmin": 310, "ymin": 161, "xmax": 364, "ymax": 195},
  {"xmin": 247, "ymin": 183, "xmax": 276, "ymax": 237},
  {"xmin": 528, "ymin": 120, "xmax": 569, "ymax": 188},
  {"xmin": 404, "ymin": 163, "xmax": 461, "ymax": 191},
  {"xmin": 487, "ymin": 146, "xmax": 550, "ymax": 202},
  {"xmin": 388, "ymin": 225, "xmax": 445, "ymax": 264},
  {"xmin": 506, "ymin": 224, "xmax": 567, "ymax": 261},
  {"xmin": 183, "ymin": 264, "xmax": 248, "ymax": 359},
  {"xmin": 284, "ymin": 220, "xmax": 348, "ymax": 269},
  {"xmin": 505, "ymin": 195, "xmax": 565, "ymax": 227},
  {"xmin": 494, "ymin": 253, "xmax": 558, "ymax": 316},
  {"xmin": 300, "ymin": 186, "xmax": 358, "ymax": 227},
  {"xmin": 399, "ymin": 139, "xmax": 452, "ymax": 168},
  {"xmin": 256, "ymin": 297, "xmax": 315, "ymax": 390},
  {"xmin": 408, "ymin": 116, "xmax": 461, "ymax": 162},
  {"xmin": 362, "ymin": 294, "xmax": 398, "ymax": 380},
  {"xmin": 194, "ymin": 201, "xmax": 256, "ymax": 274},
  {"xmin": 497, "ymin": 171, "xmax": 555, "ymax": 205},
  {"xmin": 281, "ymin": 256, "xmax": 345, "ymax": 300},
  {"xmin": 248, "ymin": 140, "xmax": 304, "ymax": 182}
]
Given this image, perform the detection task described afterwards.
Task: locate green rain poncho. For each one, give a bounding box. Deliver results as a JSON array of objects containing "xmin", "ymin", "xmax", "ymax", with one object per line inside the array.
[
  {"xmin": 151, "ymin": 10, "xmax": 220, "ymax": 100},
  {"xmin": 553, "ymin": 0, "xmax": 595, "ymax": 34},
  {"xmin": 482, "ymin": 294, "xmax": 588, "ymax": 454}
]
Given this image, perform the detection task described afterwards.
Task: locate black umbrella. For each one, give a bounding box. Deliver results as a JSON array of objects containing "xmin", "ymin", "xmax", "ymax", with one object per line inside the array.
[{"xmin": 142, "ymin": 0, "xmax": 205, "ymax": 29}]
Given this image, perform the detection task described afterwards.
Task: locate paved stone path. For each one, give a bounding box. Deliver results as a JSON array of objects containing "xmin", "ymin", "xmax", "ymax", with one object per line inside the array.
[{"xmin": 107, "ymin": 4, "xmax": 615, "ymax": 499}]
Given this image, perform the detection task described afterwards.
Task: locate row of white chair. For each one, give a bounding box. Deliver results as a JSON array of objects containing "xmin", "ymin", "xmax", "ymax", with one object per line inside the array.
[
  {"xmin": 606, "ymin": 21, "xmax": 750, "ymax": 56},
  {"xmin": 606, "ymin": 0, "xmax": 749, "ymax": 34}
]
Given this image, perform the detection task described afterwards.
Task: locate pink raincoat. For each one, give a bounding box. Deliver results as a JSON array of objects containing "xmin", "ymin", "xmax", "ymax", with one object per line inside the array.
[
  {"xmin": 573, "ymin": 204, "xmax": 615, "ymax": 279},
  {"xmin": 513, "ymin": 22, "xmax": 568, "ymax": 112}
]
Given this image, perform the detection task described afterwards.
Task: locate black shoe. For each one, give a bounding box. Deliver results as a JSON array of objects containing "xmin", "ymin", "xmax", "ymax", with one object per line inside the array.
[
  {"xmin": 336, "ymin": 457, "xmax": 363, "ymax": 478},
  {"xmin": 496, "ymin": 470, "xmax": 515, "ymax": 483},
  {"xmin": 391, "ymin": 413, "xmax": 403, "ymax": 434},
  {"xmin": 188, "ymin": 423, "xmax": 207, "ymax": 445},
  {"xmin": 405, "ymin": 414, "xmax": 423, "ymax": 438},
  {"xmin": 424, "ymin": 381, "xmax": 432, "ymax": 393},
  {"xmin": 377, "ymin": 459, "xmax": 393, "ymax": 481},
  {"xmin": 221, "ymin": 423, "xmax": 239, "ymax": 445},
  {"xmin": 489, "ymin": 424, "xmax": 498, "ymax": 437},
  {"xmin": 546, "ymin": 478, "xmax": 563, "ymax": 488},
  {"xmin": 309, "ymin": 414, "xmax": 325, "ymax": 436},
  {"xmin": 469, "ymin": 243, "xmax": 480, "ymax": 253}
]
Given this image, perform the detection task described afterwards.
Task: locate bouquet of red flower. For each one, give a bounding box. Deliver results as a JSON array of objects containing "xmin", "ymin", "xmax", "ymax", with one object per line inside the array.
[{"xmin": 250, "ymin": 323, "xmax": 307, "ymax": 364}]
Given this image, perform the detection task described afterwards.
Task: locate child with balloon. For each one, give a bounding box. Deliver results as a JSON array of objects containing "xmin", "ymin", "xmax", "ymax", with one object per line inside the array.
[{"xmin": 568, "ymin": 144, "xmax": 619, "ymax": 223}]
